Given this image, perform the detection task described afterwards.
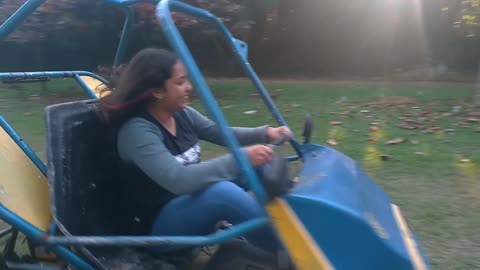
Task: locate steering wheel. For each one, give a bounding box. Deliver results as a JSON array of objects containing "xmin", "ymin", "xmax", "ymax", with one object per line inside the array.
[{"xmin": 259, "ymin": 115, "xmax": 313, "ymax": 200}]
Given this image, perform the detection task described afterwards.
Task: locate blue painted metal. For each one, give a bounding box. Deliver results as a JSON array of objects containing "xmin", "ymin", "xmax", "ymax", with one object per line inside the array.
[
  {"xmin": 0, "ymin": 71, "xmax": 107, "ymax": 99},
  {"xmin": 114, "ymin": 7, "xmax": 135, "ymax": 66},
  {"xmin": 157, "ymin": 0, "xmax": 270, "ymax": 205},
  {"xmin": 102, "ymin": 0, "xmax": 159, "ymax": 5},
  {"xmin": 74, "ymin": 74, "xmax": 98, "ymax": 99},
  {"xmin": 156, "ymin": 0, "xmax": 303, "ymax": 157},
  {"xmin": 282, "ymin": 143, "xmax": 430, "ymax": 269},
  {"xmin": 44, "ymin": 217, "xmax": 268, "ymax": 247},
  {"xmin": 0, "ymin": 116, "xmax": 47, "ymax": 175},
  {"xmin": 48, "ymin": 220, "xmax": 58, "ymax": 236},
  {"xmin": 0, "ymin": 71, "xmax": 108, "ymax": 83},
  {"xmin": 0, "ymin": 205, "xmax": 95, "ymax": 270},
  {"xmin": 232, "ymin": 38, "xmax": 248, "ymax": 61},
  {"xmin": 0, "ymin": 0, "xmax": 47, "ymax": 40}
]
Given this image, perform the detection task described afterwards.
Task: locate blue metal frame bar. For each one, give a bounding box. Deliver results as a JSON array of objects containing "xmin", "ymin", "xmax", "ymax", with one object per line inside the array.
[
  {"xmin": 0, "ymin": 117, "xmax": 95, "ymax": 270},
  {"xmin": 0, "ymin": 71, "xmax": 107, "ymax": 99},
  {"xmin": 44, "ymin": 217, "xmax": 268, "ymax": 247},
  {"xmin": 0, "ymin": 0, "xmax": 47, "ymax": 40},
  {"xmin": 73, "ymin": 74, "xmax": 99, "ymax": 99},
  {"xmin": 114, "ymin": 7, "xmax": 135, "ymax": 66}
]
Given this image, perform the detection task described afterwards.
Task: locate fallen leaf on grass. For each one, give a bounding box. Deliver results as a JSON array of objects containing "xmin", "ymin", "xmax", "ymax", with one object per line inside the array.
[
  {"xmin": 329, "ymin": 121, "xmax": 343, "ymax": 126},
  {"xmin": 242, "ymin": 110, "xmax": 257, "ymax": 115},
  {"xmin": 398, "ymin": 123, "xmax": 417, "ymax": 130},
  {"xmin": 327, "ymin": 139, "xmax": 339, "ymax": 146},
  {"xmin": 370, "ymin": 126, "xmax": 379, "ymax": 132},
  {"xmin": 379, "ymin": 154, "xmax": 391, "ymax": 161},
  {"xmin": 420, "ymin": 111, "xmax": 431, "ymax": 116},
  {"xmin": 27, "ymin": 95, "xmax": 41, "ymax": 101},
  {"xmin": 386, "ymin": 138, "xmax": 405, "ymax": 145},
  {"xmin": 466, "ymin": 118, "xmax": 480, "ymax": 123},
  {"xmin": 405, "ymin": 119, "xmax": 422, "ymax": 125}
]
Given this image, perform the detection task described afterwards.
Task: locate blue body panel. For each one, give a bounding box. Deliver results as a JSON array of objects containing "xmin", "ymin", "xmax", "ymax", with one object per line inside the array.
[{"xmin": 284, "ymin": 144, "xmax": 429, "ymax": 269}]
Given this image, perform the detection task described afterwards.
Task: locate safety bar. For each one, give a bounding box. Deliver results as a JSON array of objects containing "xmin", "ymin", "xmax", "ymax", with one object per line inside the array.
[
  {"xmin": 42, "ymin": 217, "xmax": 268, "ymax": 247},
  {"xmin": 0, "ymin": 71, "xmax": 108, "ymax": 99}
]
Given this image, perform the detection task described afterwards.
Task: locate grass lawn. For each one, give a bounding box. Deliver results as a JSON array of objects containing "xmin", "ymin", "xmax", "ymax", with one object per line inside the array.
[{"xmin": 0, "ymin": 78, "xmax": 479, "ymax": 269}]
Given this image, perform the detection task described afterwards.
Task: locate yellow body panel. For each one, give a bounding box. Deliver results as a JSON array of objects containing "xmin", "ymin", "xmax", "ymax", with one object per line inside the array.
[
  {"xmin": 79, "ymin": 76, "xmax": 111, "ymax": 98},
  {"xmin": 0, "ymin": 128, "xmax": 51, "ymax": 230},
  {"xmin": 267, "ymin": 198, "xmax": 334, "ymax": 270},
  {"xmin": 392, "ymin": 204, "xmax": 428, "ymax": 270}
]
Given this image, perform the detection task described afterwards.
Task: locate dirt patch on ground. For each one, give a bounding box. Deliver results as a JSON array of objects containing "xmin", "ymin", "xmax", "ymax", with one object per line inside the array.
[{"xmin": 369, "ymin": 96, "xmax": 418, "ymax": 106}]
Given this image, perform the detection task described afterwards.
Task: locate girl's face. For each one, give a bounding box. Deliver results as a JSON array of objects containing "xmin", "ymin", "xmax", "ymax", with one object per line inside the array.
[{"xmin": 157, "ymin": 61, "xmax": 193, "ymax": 112}]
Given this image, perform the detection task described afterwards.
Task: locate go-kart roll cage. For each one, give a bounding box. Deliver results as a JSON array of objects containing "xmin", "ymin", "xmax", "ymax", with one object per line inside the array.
[
  {"xmin": 0, "ymin": 1, "xmax": 302, "ymax": 269},
  {"xmin": 0, "ymin": 0, "xmax": 303, "ymax": 203}
]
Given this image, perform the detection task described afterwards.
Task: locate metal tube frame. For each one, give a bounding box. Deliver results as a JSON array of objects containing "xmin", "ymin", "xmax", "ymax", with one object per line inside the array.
[
  {"xmin": 0, "ymin": 0, "xmax": 303, "ymax": 268},
  {"xmin": 0, "ymin": 71, "xmax": 107, "ymax": 99}
]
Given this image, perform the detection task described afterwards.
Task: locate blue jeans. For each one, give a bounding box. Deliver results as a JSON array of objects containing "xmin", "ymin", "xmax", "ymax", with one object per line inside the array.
[{"xmin": 150, "ymin": 181, "xmax": 279, "ymax": 252}]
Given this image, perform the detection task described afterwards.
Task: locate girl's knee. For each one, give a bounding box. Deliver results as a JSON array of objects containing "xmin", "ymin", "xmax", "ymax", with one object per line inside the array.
[
  {"xmin": 202, "ymin": 181, "xmax": 260, "ymax": 212},
  {"xmin": 204, "ymin": 181, "xmax": 243, "ymax": 197}
]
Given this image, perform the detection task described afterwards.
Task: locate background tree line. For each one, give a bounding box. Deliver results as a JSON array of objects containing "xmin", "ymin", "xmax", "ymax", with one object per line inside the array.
[{"xmin": 1, "ymin": 0, "xmax": 480, "ymax": 80}]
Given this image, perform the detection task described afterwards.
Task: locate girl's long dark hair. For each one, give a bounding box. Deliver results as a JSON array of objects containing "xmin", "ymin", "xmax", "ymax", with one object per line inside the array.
[{"xmin": 99, "ymin": 48, "xmax": 178, "ymax": 127}]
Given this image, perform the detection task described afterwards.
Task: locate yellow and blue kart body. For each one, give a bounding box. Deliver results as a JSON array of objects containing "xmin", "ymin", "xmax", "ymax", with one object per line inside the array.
[
  {"xmin": 0, "ymin": 0, "xmax": 430, "ymax": 269},
  {"xmin": 270, "ymin": 144, "xmax": 429, "ymax": 269}
]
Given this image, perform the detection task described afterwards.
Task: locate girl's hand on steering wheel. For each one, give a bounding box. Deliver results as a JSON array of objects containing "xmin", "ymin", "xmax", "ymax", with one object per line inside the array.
[
  {"xmin": 266, "ymin": 126, "xmax": 292, "ymax": 144},
  {"xmin": 244, "ymin": 145, "xmax": 274, "ymax": 167}
]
